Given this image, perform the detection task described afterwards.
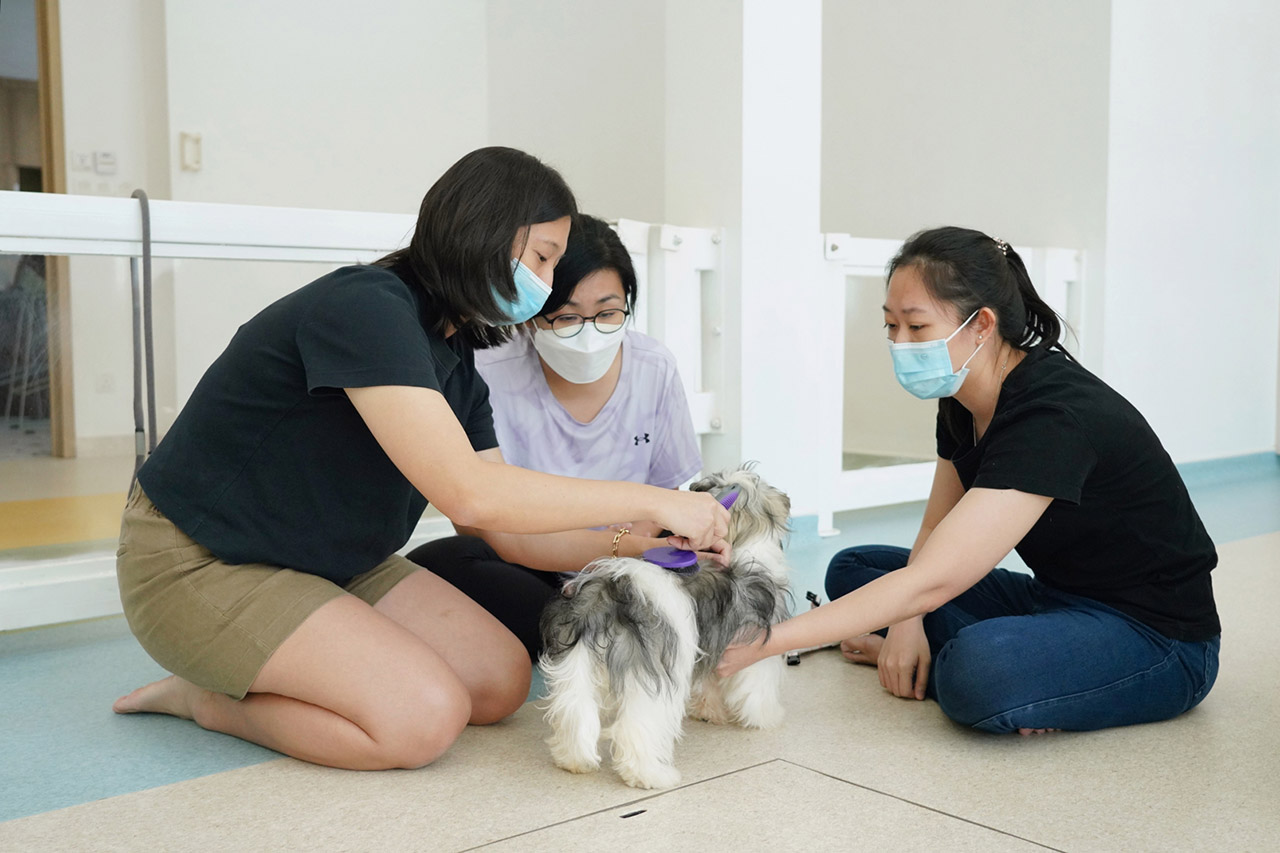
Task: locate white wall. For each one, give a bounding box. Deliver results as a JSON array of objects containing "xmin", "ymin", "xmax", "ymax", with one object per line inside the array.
[
  {"xmin": 662, "ymin": 0, "xmax": 744, "ymax": 475},
  {"xmin": 163, "ymin": 0, "xmax": 487, "ymax": 212},
  {"xmin": 55, "ymin": 0, "xmax": 491, "ymax": 447},
  {"xmin": 486, "ymin": 0, "xmax": 666, "ymax": 223},
  {"xmin": 46, "ymin": 0, "xmax": 1280, "ymax": 472},
  {"xmin": 821, "ymin": 0, "xmax": 1112, "ymax": 370},
  {"xmin": 1103, "ymin": 1, "xmax": 1280, "ymax": 461},
  {"xmin": 160, "ymin": 0, "xmax": 490, "ymax": 418},
  {"xmin": 59, "ymin": 0, "xmax": 172, "ymax": 452}
]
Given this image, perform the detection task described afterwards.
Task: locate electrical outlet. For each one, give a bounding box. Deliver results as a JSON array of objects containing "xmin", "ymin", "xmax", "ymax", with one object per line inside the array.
[{"xmin": 93, "ymin": 151, "xmax": 118, "ymax": 175}]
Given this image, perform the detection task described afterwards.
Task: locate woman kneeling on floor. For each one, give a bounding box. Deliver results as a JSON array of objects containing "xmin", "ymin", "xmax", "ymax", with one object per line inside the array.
[
  {"xmin": 718, "ymin": 226, "xmax": 1220, "ymax": 735},
  {"xmin": 112, "ymin": 147, "xmax": 729, "ymax": 770}
]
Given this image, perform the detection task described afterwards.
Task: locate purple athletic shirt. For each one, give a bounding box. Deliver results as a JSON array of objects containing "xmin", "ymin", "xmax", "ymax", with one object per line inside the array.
[{"xmin": 475, "ymin": 329, "xmax": 702, "ymax": 489}]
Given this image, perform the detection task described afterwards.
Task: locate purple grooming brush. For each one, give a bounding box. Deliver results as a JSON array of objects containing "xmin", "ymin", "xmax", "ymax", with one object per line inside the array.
[{"xmin": 642, "ymin": 487, "xmax": 739, "ymax": 575}]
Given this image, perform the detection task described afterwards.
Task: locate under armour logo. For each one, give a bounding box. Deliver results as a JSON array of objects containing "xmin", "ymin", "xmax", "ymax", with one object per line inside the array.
[{"xmin": 633, "ymin": 433, "xmax": 650, "ymax": 446}]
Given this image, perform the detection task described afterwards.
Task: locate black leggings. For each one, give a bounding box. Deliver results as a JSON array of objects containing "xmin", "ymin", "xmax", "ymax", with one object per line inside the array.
[{"xmin": 404, "ymin": 535, "xmax": 562, "ymax": 661}]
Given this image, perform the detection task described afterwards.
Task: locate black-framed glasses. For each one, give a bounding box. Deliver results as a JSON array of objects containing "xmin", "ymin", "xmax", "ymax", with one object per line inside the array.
[{"xmin": 540, "ymin": 309, "xmax": 630, "ymax": 338}]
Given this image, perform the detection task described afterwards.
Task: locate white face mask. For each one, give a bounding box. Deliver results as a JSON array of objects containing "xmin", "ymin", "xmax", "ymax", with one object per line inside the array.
[{"xmin": 532, "ymin": 325, "xmax": 625, "ymax": 384}]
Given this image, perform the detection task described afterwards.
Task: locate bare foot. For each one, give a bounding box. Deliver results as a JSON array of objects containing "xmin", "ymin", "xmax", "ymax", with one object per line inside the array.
[
  {"xmin": 839, "ymin": 634, "xmax": 884, "ymax": 666},
  {"xmin": 1017, "ymin": 727, "xmax": 1061, "ymax": 736},
  {"xmin": 113, "ymin": 675, "xmax": 211, "ymax": 720}
]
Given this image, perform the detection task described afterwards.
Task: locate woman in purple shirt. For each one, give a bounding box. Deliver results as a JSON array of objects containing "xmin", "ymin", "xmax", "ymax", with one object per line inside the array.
[{"xmin": 407, "ymin": 215, "xmax": 706, "ymax": 658}]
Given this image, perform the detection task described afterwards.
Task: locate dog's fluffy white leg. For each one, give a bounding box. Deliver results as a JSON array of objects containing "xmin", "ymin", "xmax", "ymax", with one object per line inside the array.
[
  {"xmin": 723, "ymin": 654, "xmax": 786, "ymax": 729},
  {"xmin": 607, "ymin": 568, "xmax": 697, "ymax": 790},
  {"xmin": 607, "ymin": 677, "xmax": 688, "ymax": 790},
  {"xmin": 541, "ymin": 643, "xmax": 605, "ymax": 774}
]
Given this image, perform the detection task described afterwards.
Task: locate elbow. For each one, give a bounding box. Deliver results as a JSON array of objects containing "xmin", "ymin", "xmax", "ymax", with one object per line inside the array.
[
  {"xmin": 431, "ymin": 482, "xmax": 492, "ymax": 530},
  {"xmin": 444, "ymin": 494, "xmax": 490, "ymax": 530}
]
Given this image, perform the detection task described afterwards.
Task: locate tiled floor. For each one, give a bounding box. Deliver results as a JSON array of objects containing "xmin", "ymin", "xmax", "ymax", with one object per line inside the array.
[{"xmin": 0, "ymin": 453, "xmax": 1277, "ymax": 850}]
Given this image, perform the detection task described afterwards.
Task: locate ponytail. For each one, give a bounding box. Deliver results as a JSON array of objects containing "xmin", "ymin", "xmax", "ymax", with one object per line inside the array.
[
  {"xmin": 888, "ymin": 226, "xmax": 1067, "ymax": 354},
  {"xmin": 1000, "ymin": 245, "xmax": 1063, "ymax": 351}
]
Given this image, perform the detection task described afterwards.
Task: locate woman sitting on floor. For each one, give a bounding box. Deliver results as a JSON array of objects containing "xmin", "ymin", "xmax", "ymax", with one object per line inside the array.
[{"xmin": 718, "ymin": 225, "xmax": 1220, "ymax": 735}]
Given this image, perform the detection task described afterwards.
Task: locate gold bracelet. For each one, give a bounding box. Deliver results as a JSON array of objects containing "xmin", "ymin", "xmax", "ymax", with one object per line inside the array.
[{"xmin": 611, "ymin": 528, "xmax": 631, "ymax": 557}]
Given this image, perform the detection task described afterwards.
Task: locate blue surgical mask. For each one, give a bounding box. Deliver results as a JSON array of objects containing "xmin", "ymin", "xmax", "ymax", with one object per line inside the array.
[
  {"xmin": 888, "ymin": 310, "xmax": 984, "ymax": 399},
  {"xmin": 493, "ymin": 259, "xmax": 552, "ymax": 325}
]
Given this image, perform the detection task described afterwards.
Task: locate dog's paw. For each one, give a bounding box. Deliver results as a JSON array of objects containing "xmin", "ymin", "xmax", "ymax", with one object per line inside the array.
[
  {"xmin": 548, "ymin": 736, "xmax": 602, "ymax": 775},
  {"xmin": 734, "ymin": 701, "xmax": 785, "ymax": 730},
  {"xmin": 552, "ymin": 754, "xmax": 602, "ymax": 775},
  {"xmin": 690, "ymin": 698, "xmax": 732, "ymax": 726},
  {"xmin": 617, "ymin": 761, "xmax": 682, "ymax": 790}
]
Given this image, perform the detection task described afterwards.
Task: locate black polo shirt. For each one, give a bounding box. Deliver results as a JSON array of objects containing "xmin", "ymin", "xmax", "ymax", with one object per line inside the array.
[
  {"xmin": 938, "ymin": 344, "xmax": 1220, "ymax": 641},
  {"xmin": 138, "ymin": 265, "xmax": 497, "ymax": 583}
]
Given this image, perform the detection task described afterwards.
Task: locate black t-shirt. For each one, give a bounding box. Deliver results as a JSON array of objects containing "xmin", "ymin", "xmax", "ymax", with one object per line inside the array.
[
  {"xmin": 138, "ymin": 265, "xmax": 498, "ymax": 583},
  {"xmin": 937, "ymin": 344, "xmax": 1220, "ymax": 641}
]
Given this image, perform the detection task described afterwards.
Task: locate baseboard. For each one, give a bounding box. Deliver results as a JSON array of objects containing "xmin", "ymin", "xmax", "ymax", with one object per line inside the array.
[{"xmin": 0, "ymin": 516, "xmax": 457, "ymax": 632}]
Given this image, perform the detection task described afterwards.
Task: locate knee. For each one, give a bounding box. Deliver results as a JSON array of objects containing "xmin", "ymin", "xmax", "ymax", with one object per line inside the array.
[
  {"xmin": 824, "ymin": 546, "xmax": 889, "ymax": 601},
  {"xmin": 932, "ymin": 633, "xmax": 1021, "ymax": 732},
  {"xmin": 468, "ymin": 642, "xmax": 532, "ymax": 725},
  {"xmin": 380, "ymin": 684, "xmax": 474, "ymax": 769}
]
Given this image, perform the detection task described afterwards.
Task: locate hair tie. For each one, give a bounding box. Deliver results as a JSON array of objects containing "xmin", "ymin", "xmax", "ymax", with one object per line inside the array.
[{"xmin": 994, "ymin": 238, "xmax": 1010, "ymax": 256}]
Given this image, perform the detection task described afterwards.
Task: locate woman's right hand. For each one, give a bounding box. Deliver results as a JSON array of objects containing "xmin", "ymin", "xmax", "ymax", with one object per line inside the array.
[
  {"xmin": 657, "ymin": 489, "xmax": 730, "ymax": 555},
  {"xmin": 878, "ymin": 616, "xmax": 932, "ymax": 700}
]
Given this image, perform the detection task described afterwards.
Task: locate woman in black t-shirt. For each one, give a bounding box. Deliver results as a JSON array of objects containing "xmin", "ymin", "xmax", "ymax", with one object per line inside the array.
[
  {"xmin": 718, "ymin": 226, "xmax": 1220, "ymax": 734},
  {"xmin": 113, "ymin": 147, "xmax": 730, "ymax": 770}
]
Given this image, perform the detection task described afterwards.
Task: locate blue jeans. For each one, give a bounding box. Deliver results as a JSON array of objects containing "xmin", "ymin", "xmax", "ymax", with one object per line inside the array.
[{"xmin": 824, "ymin": 545, "xmax": 1220, "ymax": 733}]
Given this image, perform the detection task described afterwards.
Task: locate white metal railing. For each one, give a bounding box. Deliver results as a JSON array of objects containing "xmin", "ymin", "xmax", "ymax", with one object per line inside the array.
[
  {"xmin": 0, "ymin": 190, "xmax": 725, "ymax": 630},
  {"xmin": 0, "ymin": 190, "xmax": 417, "ymax": 263}
]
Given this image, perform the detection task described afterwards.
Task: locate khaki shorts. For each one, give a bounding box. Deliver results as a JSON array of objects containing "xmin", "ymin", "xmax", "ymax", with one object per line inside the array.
[{"xmin": 116, "ymin": 484, "xmax": 420, "ymax": 699}]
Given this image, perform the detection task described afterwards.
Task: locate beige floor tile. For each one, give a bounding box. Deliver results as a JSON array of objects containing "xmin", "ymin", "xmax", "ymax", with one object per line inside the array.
[
  {"xmin": 3, "ymin": 534, "xmax": 1273, "ymax": 852},
  {"xmin": 482, "ymin": 759, "xmax": 1047, "ymax": 852},
  {"xmin": 784, "ymin": 532, "xmax": 1280, "ymax": 853}
]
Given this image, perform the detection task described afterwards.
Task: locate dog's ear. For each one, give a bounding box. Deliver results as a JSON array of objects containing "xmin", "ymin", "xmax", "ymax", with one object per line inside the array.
[
  {"xmin": 756, "ymin": 482, "xmax": 792, "ymax": 541},
  {"xmin": 721, "ymin": 470, "xmax": 791, "ymax": 547}
]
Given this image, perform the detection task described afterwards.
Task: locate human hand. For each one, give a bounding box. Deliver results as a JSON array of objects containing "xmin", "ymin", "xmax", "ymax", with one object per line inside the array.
[
  {"xmin": 658, "ymin": 489, "xmax": 730, "ymax": 554},
  {"xmin": 716, "ymin": 634, "xmax": 771, "ymax": 679},
  {"xmin": 878, "ymin": 617, "xmax": 931, "ymax": 700},
  {"xmin": 697, "ymin": 538, "xmax": 732, "ymax": 568}
]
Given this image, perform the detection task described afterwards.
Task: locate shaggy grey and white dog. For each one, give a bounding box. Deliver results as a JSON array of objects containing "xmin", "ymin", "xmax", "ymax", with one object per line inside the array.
[{"xmin": 538, "ymin": 465, "xmax": 792, "ymax": 790}]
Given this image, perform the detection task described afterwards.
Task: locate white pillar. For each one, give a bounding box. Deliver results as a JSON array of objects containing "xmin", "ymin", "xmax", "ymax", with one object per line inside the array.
[
  {"xmin": 736, "ymin": 0, "xmax": 833, "ymax": 523},
  {"xmin": 663, "ymin": 0, "xmax": 833, "ymax": 520}
]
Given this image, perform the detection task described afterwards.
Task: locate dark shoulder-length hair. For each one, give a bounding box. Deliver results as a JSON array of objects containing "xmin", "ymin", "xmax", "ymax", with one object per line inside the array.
[
  {"xmin": 373, "ymin": 146, "xmax": 577, "ymax": 348},
  {"xmin": 887, "ymin": 226, "xmax": 1069, "ymax": 440},
  {"xmin": 537, "ymin": 214, "xmax": 638, "ymax": 316}
]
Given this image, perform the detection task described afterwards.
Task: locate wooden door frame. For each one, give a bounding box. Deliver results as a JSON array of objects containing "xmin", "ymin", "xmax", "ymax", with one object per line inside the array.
[{"xmin": 36, "ymin": 0, "xmax": 75, "ymax": 457}]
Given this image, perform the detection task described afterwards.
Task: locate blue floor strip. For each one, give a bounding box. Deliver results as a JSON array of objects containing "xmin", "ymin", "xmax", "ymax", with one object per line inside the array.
[{"xmin": 2, "ymin": 452, "xmax": 1276, "ymax": 823}]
